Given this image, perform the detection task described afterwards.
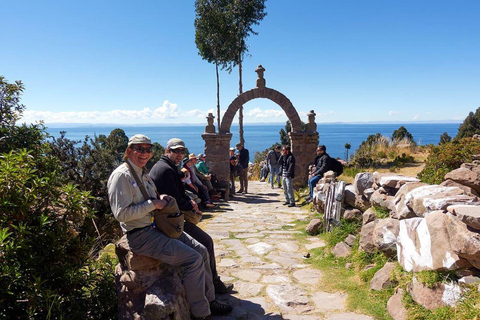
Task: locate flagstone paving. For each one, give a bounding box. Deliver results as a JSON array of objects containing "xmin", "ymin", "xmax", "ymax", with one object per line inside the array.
[{"xmin": 200, "ymin": 181, "xmax": 374, "ymax": 320}]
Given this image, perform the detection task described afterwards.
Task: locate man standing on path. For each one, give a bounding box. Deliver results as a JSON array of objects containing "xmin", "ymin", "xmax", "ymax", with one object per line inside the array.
[
  {"xmin": 279, "ymin": 145, "xmax": 296, "ymax": 207},
  {"xmin": 229, "ymin": 147, "xmax": 238, "ymax": 196},
  {"xmin": 236, "ymin": 143, "xmax": 249, "ymax": 194},
  {"xmin": 266, "ymin": 145, "xmax": 282, "ymax": 189},
  {"xmin": 307, "ymin": 145, "xmax": 332, "ymax": 203},
  {"xmin": 108, "ymin": 134, "xmax": 231, "ymax": 320},
  {"xmin": 149, "ymin": 138, "xmax": 234, "ymax": 296}
]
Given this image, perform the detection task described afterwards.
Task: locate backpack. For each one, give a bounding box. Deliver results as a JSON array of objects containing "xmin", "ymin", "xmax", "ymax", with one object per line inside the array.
[{"xmin": 331, "ymin": 158, "xmax": 343, "ymax": 176}]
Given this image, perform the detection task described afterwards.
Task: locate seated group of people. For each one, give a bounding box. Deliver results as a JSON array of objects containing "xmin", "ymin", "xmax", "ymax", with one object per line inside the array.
[
  {"xmin": 108, "ymin": 135, "xmax": 232, "ymax": 320},
  {"xmin": 180, "ymin": 153, "xmax": 220, "ymax": 209}
]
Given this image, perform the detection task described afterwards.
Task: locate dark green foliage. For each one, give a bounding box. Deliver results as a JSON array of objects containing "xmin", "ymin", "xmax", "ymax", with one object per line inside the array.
[
  {"xmin": 392, "ymin": 153, "xmax": 414, "ymax": 167},
  {"xmin": 391, "ymin": 125, "xmax": 414, "ymax": 143},
  {"xmin": 439, "ymin": 132, "xmax": 451, "ymax": 145},
  {"xmin": 418, "ymin": 137, "xmax": 480, "ymax": 184},
  {"xmin": 0, "ymin": 150, "xmax": 117, "ymax": 319},
  {"xmin": 456, "ymin": 107, "xmax": 480, "ymax": 139},
  {"xmin": 342, "ymin": 165, "xmax": 362, "ymax": 178},
  {"xmin": 344, "ymin": 143, "xmax": 351, "ymax": 161},
  {"xmin": 0, "ymin": 76, "xmax": 117, "ymax": 319}
]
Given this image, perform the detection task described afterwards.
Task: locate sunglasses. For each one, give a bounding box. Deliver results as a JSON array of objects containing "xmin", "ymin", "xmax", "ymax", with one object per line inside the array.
[
  {"xmin": 131, "ymin": 146, "xmax": 153, "ymax": 153},
  {"xmin": 170, "ymin": 149, "xmax": 185, "ymax": 154}
]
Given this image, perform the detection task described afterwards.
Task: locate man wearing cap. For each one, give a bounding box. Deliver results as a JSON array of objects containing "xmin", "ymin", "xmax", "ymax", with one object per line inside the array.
[
  {"xmin": 150, "ymin": 138, "xmax": 233, "ymax": 296},
  {"xmin": 278, "ymin": 145, "xmax": 296, "ymax": 207},
  {"xmin": 236, "ymin": 143, "xmax": 249, "ymax": 194},
  {"xmin": 108, "ymin": 135, "xmax": 231, "ymax": 319}
]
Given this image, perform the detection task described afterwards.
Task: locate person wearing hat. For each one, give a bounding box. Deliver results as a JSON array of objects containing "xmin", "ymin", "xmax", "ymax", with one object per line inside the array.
[
  {"xmin": 278, "ymin": 144, "xmax": 296, "ymax": 207},
  {"xmin": 108, "ymin": 135, "xmax": 231, "ymax": 319},
  {"xmin": 183, "ymin": 154, "xmax": 217, "ymax": 209},
  {"xmin": 150, "ymin": 138, "xmax": 234, "ymax": 297},
  {"xmin": 192, "ymin": 154, "xmax": 219, "ymax": 199},
  {"xmin": 235, "ymin": 143, "xmax": 249, "ymax": 194}
]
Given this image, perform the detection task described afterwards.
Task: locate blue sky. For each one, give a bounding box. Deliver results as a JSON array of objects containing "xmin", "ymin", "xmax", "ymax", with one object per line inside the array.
[{"xmin": 2, "ymin": 0, "xmax": 479, "ymax": 125}]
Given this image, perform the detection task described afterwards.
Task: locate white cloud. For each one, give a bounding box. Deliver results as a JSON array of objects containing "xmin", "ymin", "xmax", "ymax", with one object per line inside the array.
[
  {"xmin": 388, "ymin": 110, "xmax": 400, "ymax": 116},
  {"xmin": 412, "ymin": 114, "xmax": 420, "ymax": 120},
  {"xmin": 21, "ymin": 100, "xmax": 185, "ymax": 124},
  {"xmin": 246, "ymin": 107, "xmax": 285, "ymax": 119}
]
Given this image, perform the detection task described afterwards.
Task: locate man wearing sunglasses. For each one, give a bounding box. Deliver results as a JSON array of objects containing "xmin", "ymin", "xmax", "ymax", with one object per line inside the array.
[
  {"xmin": 108, "ymin": 134, "xmax": 231, "ymax": 320},
  {"xmin": 150, "ymin": 138, "xmax": 234, "ymax": 296}
]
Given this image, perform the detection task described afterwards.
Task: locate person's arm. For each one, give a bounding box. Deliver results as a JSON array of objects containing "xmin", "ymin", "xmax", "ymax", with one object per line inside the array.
[
  {"xmin": 151, "ymin": 166, "xmax": 193, "ymax": 211},
  {"xmin": 313, "ymin": 155, "xmax": 327, "ymax": 176}
]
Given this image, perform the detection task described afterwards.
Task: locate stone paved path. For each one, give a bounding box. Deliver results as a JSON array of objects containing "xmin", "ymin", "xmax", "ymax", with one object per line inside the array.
[{"xmin": 201, "ymin": 181, "xmax": 374, "ymax": 320}]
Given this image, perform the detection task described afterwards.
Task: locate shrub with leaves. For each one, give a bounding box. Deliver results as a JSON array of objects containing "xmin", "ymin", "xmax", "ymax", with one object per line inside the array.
[{"xmin": 418, "ymin": 137, "xmax": 480, "ymax": 184}]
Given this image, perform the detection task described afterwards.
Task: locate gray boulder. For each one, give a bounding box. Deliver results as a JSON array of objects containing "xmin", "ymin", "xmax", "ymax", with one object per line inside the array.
[
  {"xmin": 445, "ymin": 162, "xmax": 480, "ymax": 195},
  {"xmin": 373, "ymin": 172, "xmax": 420, "ymax": 189},
  {"xmin": 447, "ymin": 204, "xmax": 480, "ymax": 230},
  {"xmin": 115, "ymin": 236, "xmax": 190, "ymax": 320},
  {"xmin": 373, "ymin": 218, "xmax": 399, "ymax": 258},
  {"xmin": 387, "ymin": 288, "xmax": 407, "ymax": 320},
  {"xmin": 362, "ymin": 207, "xmax": 377, "ymax": 225},
  {"xmin": 306, "ymin": 218, "xmax": 323, "ymax": 235},
  {"xmin": 354, "ymin": 172, "xmax": 374, "ymax": 195},
  {"xmin": 407, "ymin": 277, "xmax": 462, "ymax": 310},
  {"xmin": 370, "ymin": 262, "xmax": 396, "ymax": 291},
  {"xmin": 446, "ymin": 213, "xmax": 480, "ymax": 270},
  {"xmin": 441, "ymin": 179, "xmax": 480, "ymax": 197}
]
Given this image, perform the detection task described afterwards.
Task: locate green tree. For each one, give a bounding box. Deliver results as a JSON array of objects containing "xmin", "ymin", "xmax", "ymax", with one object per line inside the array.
[
  {"xmin": 195, "ymin": 0, "xmax": 236, "ymax": 128},
  {"xmin": 391, "ymin": 126, "xmax": 414, "ymax": 144},
  {"xmin": 439, "ymin": 132, "xmax": 451, "ymax": 145},
  {"xmin": 344, "ymin": 143, "xmax": 351, "ymax": 161},
  {"xmin": 227, "ymin": 0, "xmax": 267, "ymax": 145},
  {"xmin": 456, "ymin": 107, "xmax": 480, "ymax": 139}
]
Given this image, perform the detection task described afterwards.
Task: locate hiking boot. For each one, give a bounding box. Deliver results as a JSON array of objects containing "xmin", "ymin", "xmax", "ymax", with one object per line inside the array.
[
  {"xmin": 236, "ymin": 189, "xmax": 243, "ymax": 193},
  {"xmin": 213, "ymin": 277, "xmax": 234, "ymax": 294},
  {"xmin": 191, "ymin": 315, "xmax": 211, "ymax": 320},
  {"xmin": 282, "ymin": 201, "xmax": 289, "ymax": 205},
  {"xmin": 288, "ymin": 203, "xmax": 296, "ymax": 207},
  {"xmin": 210, "ymin": 300, "xmax": 233, "ymax": 316}
]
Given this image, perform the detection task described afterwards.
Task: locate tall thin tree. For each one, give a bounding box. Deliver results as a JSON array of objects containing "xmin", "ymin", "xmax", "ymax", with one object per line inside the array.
[
  {"xmin": 195, "ymin": 0, "xmax": 235, "ymax": 129},
  {"xmin": 227, "ymin": 0, "xmax": 267, "ymax": 145}
]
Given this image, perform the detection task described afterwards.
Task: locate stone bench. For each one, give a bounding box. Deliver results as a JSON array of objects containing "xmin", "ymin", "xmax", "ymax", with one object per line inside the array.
[{"xmin": 115, "ymin": 236, "xmax": 190, "ymax": 319}]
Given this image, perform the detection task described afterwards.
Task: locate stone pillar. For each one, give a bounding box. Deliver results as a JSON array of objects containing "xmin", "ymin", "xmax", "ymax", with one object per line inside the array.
[
  {"xmin": 290, "ymin": 132, "xmax": 319, "ymax": 188},
  {"xmin": 202, "ymin": 132, "xmax": 232, "ymax": 199}
]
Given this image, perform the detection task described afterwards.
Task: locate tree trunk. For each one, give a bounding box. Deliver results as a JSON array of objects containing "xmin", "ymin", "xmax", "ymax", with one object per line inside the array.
[
  {"xmin": 238, "ymin": 57, "xmax": 244, "ymax": 145},
  {"xmin": 216, "ymin": 63, "xmax": 220, "ymax": 129}
]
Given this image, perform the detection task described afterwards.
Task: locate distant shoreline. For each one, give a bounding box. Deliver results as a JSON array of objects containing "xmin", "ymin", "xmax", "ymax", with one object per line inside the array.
[{"xmin": 43, "ymin": 120, "xmax": 462, "ymax": 128}]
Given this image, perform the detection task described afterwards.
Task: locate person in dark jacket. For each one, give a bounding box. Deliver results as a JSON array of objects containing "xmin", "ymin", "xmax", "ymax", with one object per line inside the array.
[
  {"xmin": 150, "ymin": 138, "xmax": 233, "ymax": 296},
  {"xmin": 278, "ymin": 145, "xmax": 296, "ymax": 207},
  {"xmin": 236, "ymin": 143, "xmax": 249, "ymax": 194},
  {"xmin": 307, "ymin": 145, "xmax": 333, "ymax": 202},
  {"xmin": 266, "ymin": 145, "xmax": 282, "ymax": 188}
]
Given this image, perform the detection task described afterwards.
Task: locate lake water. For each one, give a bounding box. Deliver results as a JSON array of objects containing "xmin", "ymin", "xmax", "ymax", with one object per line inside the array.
[{"xmin": 45, "ymin": 122, "xmax": 460, "ymax": 160}]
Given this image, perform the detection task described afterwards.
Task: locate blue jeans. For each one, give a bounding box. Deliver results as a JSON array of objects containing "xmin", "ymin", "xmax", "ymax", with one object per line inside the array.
[
  {"xmin": 308, "ymin": 175, "xmax": 321, "ymax": 198},
  {"xmin": 269, "ymin": 165, "xmax": 281, "ymax": 187},
  {"xmin": 282, "ymin": 176, "xmax": 294, "ymax": 204}
]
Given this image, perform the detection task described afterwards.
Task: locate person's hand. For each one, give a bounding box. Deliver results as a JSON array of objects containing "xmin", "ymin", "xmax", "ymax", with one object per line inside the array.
[
  {"xmin": 159, "ymin": 194, "xmax": 172, "ymax": 202},
  {"xmin": 190, "ymin": 200, "xmax": 199, "ymax": 211},
  {"xmin": 206, "ymin": 175, "xmax": 211, "ymax": 180},
  {"xmin": 202, "ymin": 185, "xmax": 208, "ymax": 190},
  {"xmin": 152, "ymin": 198, "xmax": 168, "ymax": 210}
]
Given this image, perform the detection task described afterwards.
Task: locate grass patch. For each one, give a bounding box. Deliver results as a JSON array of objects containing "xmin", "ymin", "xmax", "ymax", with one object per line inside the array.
[
  {"xmin": 324, "ymin": 219, "xmax": 362, "ymax": 247},
  {"xmin": 373, "ymin": 206, "xmax": 391, "ymax": 219},
  {"xmin": 309, "ymin": 248, "xmax": 393, "ymax": 319}
]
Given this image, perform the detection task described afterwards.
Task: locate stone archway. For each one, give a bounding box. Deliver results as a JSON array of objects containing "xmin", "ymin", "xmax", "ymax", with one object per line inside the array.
[
  {"xmin": 202, "ymin": 66, "xmax": 319, "ymax": 199},
  {"xmin": 219, "ymin": 87, "xmax": 303, "ymax": 134}
]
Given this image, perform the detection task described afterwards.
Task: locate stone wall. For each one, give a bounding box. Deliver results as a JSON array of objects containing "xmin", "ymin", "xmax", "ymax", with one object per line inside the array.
[
  {"xmin": 311, "ymin": 161, "xmax": 480, "ymax": 316},
  {"xmin": 115, "ymin": 236, "xmax": 190, "ymax": 319}
]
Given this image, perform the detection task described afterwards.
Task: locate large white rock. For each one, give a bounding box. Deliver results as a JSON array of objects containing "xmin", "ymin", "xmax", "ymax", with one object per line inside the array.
[
  {"xmin": 401, "ymin": 185, "xmax": 478, "ymax": 217},
  {"xmin": 396, "ymin": 211, "xmax": 470, "ymax": 272},
  {"xmin": 373, "ymin": 172, "xmax": 420, "ymax": 189}
]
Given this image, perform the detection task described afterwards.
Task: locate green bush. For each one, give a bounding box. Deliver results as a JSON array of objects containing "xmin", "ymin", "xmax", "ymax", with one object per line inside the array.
[
  {"xmin": 418, "ymin": 137, "xmax": 480, "ymax": 184},
  {"xmin": 0, "ymin": 149, "xmax": 118, "ymax": 319}
]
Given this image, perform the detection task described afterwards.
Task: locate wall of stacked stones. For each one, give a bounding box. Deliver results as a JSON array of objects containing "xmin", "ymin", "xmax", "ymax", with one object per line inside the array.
[{"xmin": 311, "ymin": 161, "xmax": 480, "ymax": 313}]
